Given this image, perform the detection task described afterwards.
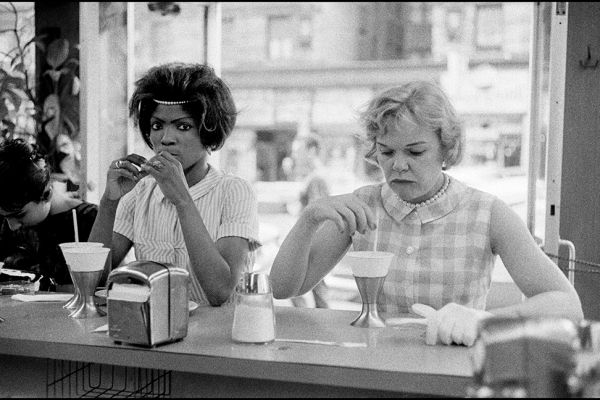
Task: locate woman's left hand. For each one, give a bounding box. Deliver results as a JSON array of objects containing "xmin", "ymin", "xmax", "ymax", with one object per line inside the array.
[
  {"xmin": 412, "ymin": 303, "xmax": 492, "ymax": 347},
  {"xmin": 141, "ymin": 151, "xmax": 191, "ymax": 207}
]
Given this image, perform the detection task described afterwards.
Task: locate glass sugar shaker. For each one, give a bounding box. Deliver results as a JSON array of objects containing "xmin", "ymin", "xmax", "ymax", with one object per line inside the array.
[{"xmin": 231, "ymin": 272, "xmax": 276, "ymax": 344}]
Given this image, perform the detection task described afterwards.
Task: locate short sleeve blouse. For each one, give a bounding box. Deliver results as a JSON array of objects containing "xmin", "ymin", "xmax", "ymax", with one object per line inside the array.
[{"xmin": 113, "ymin": 165, "xmax": 261, "ymax": 305}]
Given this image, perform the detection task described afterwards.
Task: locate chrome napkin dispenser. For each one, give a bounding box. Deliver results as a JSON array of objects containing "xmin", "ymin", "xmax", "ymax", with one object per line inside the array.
[
  {"xmin": 469, "ymin": 316, "xmax": 582, "ymax": 398},
  {"xmin": 107, "ymin": 261, "xmax": 189, "ymax": 347}
]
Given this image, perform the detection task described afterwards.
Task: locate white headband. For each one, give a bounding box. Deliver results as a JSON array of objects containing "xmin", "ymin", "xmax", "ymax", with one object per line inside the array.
[{"xmin": 152, "ymin": 99, "xmax": 194, "ymax": 105}]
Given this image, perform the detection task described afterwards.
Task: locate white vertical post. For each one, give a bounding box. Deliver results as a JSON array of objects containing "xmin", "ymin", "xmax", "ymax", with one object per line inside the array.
[
  {"xmin": 526, "ymin": 2, "xmax": 543, "ymax": 236},
  {"xmin": 543, "ymin": 2, "xmax": 568, "ymax": 256},
  {"xmin": 79, "ymin": 2, "xmax": 101, "ymax": 204},
  {"xmin": 206, "ymin": 2, "xmax": 222, "ymax": 75},
  {"xmin": 206, "ymin": 2, "xmax": 222, "ymax": 167},
  {"xmin": 126, "ymin": 2, "xmax": 136, "ymax": 155}
]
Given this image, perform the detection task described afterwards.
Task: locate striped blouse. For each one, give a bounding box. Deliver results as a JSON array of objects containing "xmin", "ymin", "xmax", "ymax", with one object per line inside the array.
[
  {"xmin": 351, "ymin": 174, "xmax": 498, "ymax": 315},
  {"xmin": 114, "ymin": 165, "xmax": 261, "ymax": 305}
]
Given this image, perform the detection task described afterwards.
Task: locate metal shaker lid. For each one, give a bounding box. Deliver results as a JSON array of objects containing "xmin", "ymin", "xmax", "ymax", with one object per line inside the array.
[{"xmin": 236, "ymin": 272, "xmax": 271, "ymax": 294}]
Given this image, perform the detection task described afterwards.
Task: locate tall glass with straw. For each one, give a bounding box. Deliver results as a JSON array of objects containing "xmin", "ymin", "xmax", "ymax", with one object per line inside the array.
[
  {"xmin": 344, "ymin": 206, "xmax": 394, "ymax": 328},
  {"xmin": 60, "ymin": 209, "xmax": 103, "ymax": 310},
  {"xmin": 61, "ymin": 246, "xmax": 109, "ymax": 318}
]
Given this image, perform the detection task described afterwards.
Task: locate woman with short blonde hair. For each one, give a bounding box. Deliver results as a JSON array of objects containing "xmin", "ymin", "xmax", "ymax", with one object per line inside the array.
[{"xmin": 270, "ymin": 81, "xmax": 582, "ymax": 347}]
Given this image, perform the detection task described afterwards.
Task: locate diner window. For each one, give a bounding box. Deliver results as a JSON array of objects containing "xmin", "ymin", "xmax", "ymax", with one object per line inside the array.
[
  {"xmin": 77, "ymin": 2, "xmax": 213, "ymax": 203},
  {"xmin": 475, "ymin": 3, "xmax": 503, "ymax": 50},
  {"xmin": 445, "ymin": 8, "xmax": 463, "ymax": 43},
  {"xmin": 298, "ymin": 16, "xmax": 312, "ymax": 50},
  {"xmin": 67, "ymin": 2, "xmax": 558, "ymax": 312},
  {"xmin": 404, "ymin": 2, "xmax": 432, "ymax": 59},
  {"xmin": 217, "ymin": 2, "xmax": 540, "ymax": 311},
  {"xmin": 268, "ymin": 15, "xmax": 294, "ymax": 60}
]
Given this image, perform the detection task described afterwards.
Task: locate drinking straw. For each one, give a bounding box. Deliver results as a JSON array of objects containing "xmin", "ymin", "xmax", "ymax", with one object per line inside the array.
[
  {"xmin": 373, "ymin": 206, "xmax": 379, "ymax": 252},
  {"xmin": 72, "ymin": 209, "xmax": 79, "ymax": 242}
]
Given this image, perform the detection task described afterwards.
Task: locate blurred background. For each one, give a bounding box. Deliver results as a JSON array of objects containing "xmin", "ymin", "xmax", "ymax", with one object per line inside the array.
[{"xmin": 0, "ymin": 2, "xmax": 552, "ymax": 310}]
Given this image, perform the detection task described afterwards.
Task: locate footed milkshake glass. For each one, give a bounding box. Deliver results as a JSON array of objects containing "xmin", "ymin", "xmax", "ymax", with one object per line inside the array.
[
  {"xmin": 60, "ymin": 247, "xmax": 110, "ymax": 318},
  {"xmin": 343, "ymin": 251, "xmax": 394, "ymax": 328},
  {"xmin": 59, "ymin": 242, "xmax": 104, "ymax": 310}
]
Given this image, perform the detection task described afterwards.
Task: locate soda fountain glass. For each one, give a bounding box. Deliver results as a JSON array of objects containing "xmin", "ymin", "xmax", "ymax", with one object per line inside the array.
[
  {"xmin": 61, "ymin": 247, "xmax": 110, "ymax": 319},
  {"xmin": 343, "ymin": 251, "xmax": 394, "ymax": 328},
  {"xmin": 59, "ymin": 242, "xmax": 104, "ymax": 310}
]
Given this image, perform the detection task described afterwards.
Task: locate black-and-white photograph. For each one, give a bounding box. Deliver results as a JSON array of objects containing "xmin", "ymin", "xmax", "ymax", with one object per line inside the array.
[{"xmin": 1, "ymin": 2, "xmax": 599, "ymax": 398}]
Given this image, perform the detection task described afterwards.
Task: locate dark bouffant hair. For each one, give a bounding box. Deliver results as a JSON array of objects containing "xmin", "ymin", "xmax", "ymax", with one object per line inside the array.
[
  {"xmin": 128, "ymin": 62, "xmax": 237, "ymax": 152},
  {"xmin": 0, "ymin": 139, "xmax": 51, "ymax": 212}
]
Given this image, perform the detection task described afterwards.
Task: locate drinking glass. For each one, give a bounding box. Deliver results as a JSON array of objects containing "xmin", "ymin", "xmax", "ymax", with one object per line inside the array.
[
  {"xmin": 59, "ymin": 242, "xmax": 104, "ymax": 310},
  {"xmin": 343, "ymin": 251, "xmax": 394, "ymax": 328},
  {"xmin": 232, "ymin": 272, "xmax": 276, "ymax": 344},
  {"xmin": 60, "ymin": 246, "xmax": 110, "ymax": 318}
]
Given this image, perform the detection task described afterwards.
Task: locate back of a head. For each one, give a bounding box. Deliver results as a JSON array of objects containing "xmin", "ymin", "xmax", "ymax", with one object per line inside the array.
[
  {"xmin": 129, "ymin": 62, "xmax": 237, "ymax": 152},
  {"xmin": 0, "ymin": 139, "xmax": 51, "ymax": 212}
]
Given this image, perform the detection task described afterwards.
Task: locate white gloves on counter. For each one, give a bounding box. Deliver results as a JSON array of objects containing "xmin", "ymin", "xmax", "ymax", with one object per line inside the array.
[{"xmin": 411, "ymin": 303, "xmax": 492, "ymax": 347}]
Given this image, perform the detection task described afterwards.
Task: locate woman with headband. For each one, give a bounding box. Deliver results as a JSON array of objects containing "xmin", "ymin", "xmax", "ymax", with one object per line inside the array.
[
  {"xmin": 89, "ymin": 63, "xmax": 260, "ymax": 306},
  {"xmin": 0, "ymin": 138, "xmax": 98, "ymax": 291}
]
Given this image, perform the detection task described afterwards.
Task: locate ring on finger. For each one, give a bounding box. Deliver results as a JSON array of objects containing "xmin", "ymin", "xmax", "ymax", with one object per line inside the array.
[
  {"xmin": 151, "ymin": 161, "xmax": 164, "ymax": 169},
  {"xmin": 116, "ymin": 160, "xmax": 122, "ymax": 169}
]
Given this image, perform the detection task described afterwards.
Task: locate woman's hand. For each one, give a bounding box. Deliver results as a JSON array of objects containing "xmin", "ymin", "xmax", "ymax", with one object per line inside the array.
[
  {"xmin": 301, "ymin": 194, "xmax": 377, "ymax": 235},
  {"xmin": 412, "ymin": 303, "xmax": 492, "ymax": 347},
  {"xmin": 141, "ymin": 151, "xmax": 191, "ymax": 207},
  {"xmin": 105, "ymin": 154, "xmax": 148, "ymax": 200}
]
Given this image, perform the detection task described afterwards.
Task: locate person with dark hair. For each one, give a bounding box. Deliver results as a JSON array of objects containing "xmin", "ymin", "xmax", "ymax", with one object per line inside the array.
[
  {"xmin": 0, "ymin": 138, "xmax": 98, "ymax": 291},
  {"xmin": 270, "ymin": 81, "xmax": 582, "ymax": 346},
  {"xmin": 89, "ymin": 62, "xmax": 260, "ymax": 306}
]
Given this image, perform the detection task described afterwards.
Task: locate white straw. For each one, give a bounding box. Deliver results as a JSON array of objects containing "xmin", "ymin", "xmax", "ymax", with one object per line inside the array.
[
  {"xmin": 373, "ymin": 206, "xmax": 379, "ymax": 252},
  {"xmin": 72, "ymin": 209, "xmax": 79, "ymax": 242}
]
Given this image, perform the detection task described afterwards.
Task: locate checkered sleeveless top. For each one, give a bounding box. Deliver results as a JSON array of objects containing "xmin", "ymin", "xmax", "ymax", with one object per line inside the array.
[{"xmin": 351, "ymin": 175, "xmax": 498, "ymax": 315}]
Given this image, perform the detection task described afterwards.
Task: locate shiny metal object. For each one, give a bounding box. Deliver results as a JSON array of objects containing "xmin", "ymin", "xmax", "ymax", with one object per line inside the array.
[
  {"xmin": 232, "ymin": 272, "xmax": 276, "ymax": 344},
  {"xmin": 236, "ymin": 272, "xmax": 271, "ymax": 294},
  {"xmin": 107, "ymin": 261, "xmax": 189, "ymax": 347},
  {"xmin": 69, "ymin": 270, "xmax": 106, "ymax": 318},
  {"xmin": 275, "ymin": 338, "xmax": 366, "ymax": 348},
  {"xmin": 469, "ymin": 316, "xmax": 583, "ymax": 398},
  {"xmin": 63, "ymin": 269, "xmax": 81, "ymax": 310},
  {"xmin": 351, "ymin": 276, "xmax": 386, "ymax": 328},
  {"xmin": 58, "ymin": 242, "xmax": 104, "ymax": 311}
]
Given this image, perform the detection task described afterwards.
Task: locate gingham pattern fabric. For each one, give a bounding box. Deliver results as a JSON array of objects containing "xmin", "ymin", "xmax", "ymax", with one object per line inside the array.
[
  {"xmin": 351, "ymin": 174, "xmax": 497, "ymax": 315},
  {"xmin": 114, "ymin": 165, "xmax": 261, "ymax": 305}
]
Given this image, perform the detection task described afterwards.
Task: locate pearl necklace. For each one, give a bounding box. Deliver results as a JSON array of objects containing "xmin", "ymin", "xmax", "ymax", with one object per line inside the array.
[{"xmin": 398, "ymin": 175, "xmax": 450, "ymax": 209}]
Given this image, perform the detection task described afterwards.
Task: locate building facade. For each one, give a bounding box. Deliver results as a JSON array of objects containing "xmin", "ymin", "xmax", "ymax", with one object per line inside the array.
[{"xmin": 218, "ymin": 2, "xmax": 533, "ymax": 186}]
